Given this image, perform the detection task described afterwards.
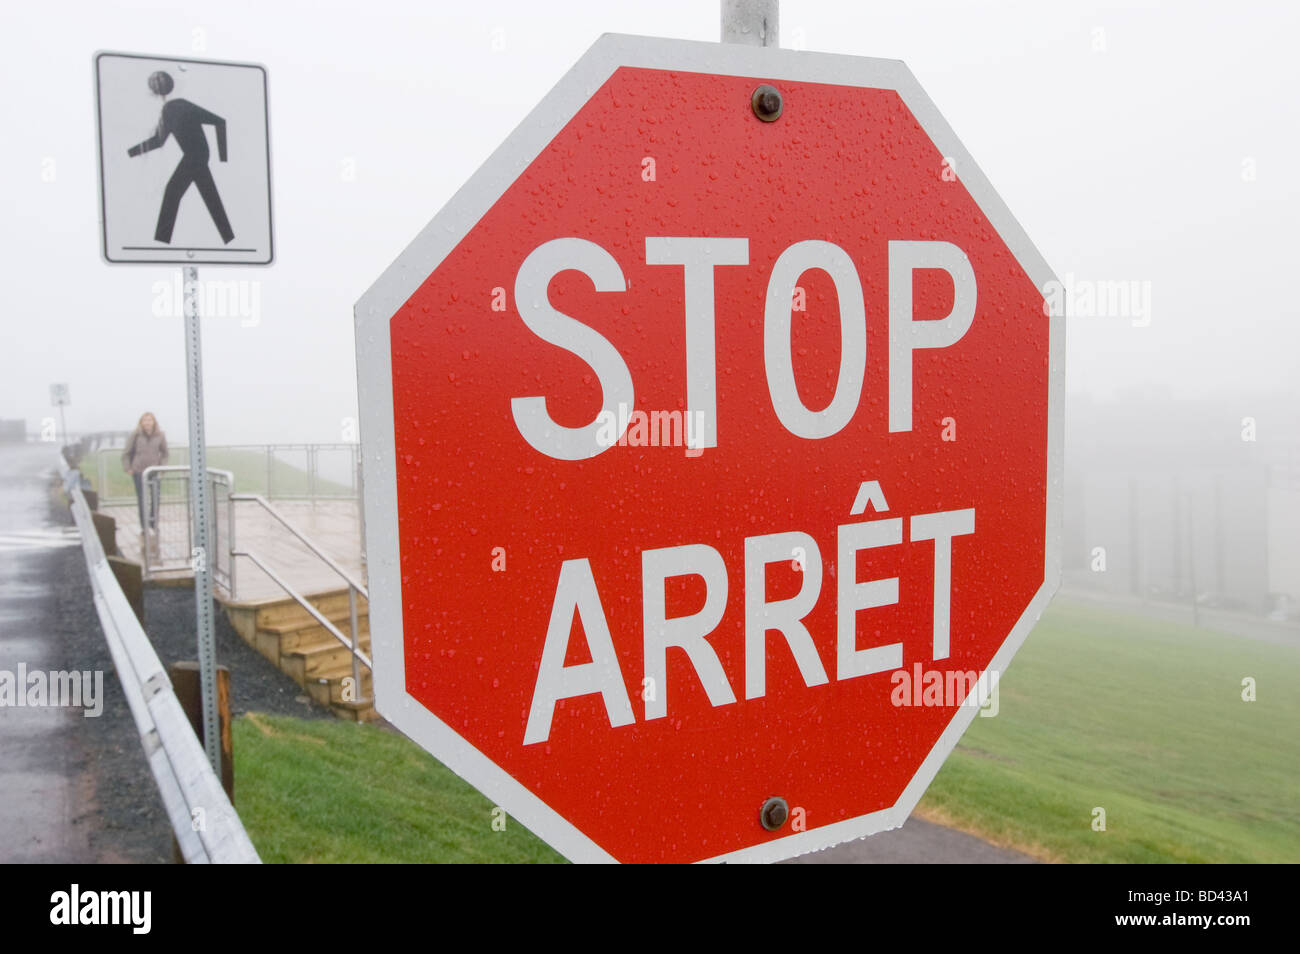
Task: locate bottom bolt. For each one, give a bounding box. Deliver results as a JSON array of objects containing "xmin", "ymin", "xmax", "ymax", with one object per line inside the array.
[{"xmin": 760, "ymin": 796, "xmax": 789, "ymax": 831}]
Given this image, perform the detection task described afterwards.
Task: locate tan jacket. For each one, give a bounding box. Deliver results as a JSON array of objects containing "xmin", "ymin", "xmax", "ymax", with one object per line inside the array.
[{"xmin": 122, "ymin": 428, "xmax": 169, "ymax": 475}]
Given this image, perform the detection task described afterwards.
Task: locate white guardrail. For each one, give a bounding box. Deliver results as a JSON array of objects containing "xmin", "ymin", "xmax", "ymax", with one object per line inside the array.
[{"xmin": 61, "ymin": 461, "xmax": 260, "ymax": 864}]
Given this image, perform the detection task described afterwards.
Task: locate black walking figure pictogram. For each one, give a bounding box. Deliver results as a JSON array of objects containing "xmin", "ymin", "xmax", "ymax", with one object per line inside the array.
[{"xmin": 127, "ymin": 71, "xmax": 235, "ymax": 245}]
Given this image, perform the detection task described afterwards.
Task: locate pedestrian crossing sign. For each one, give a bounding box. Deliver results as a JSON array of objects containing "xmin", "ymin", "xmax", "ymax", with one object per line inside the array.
[{"xmin": 94, "ymin": 52, "xmax": 274, "ymax": 265}]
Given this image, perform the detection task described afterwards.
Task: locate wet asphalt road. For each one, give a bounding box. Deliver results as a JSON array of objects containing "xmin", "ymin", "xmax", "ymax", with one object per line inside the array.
[
  {"xmin": 0, "ymin": 441, "xmax": 327, "ymax": 863},
  {"xmin": 0, "ymin": 442, "xmax": 100, "ymax": 861},
  {"xmin": 792, "ymin": 817, "xmax": 1033, "ymax": 863}
]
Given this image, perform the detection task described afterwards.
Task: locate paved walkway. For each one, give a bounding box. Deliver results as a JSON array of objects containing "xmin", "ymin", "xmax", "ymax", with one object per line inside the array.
[
  {"xmin": 102, "ymin": 497, "xmax": 363, "ymax": 603},
  {"xmin": 0, "ymin": 443, "xmax": 97, "ymax": 862},
  {"xmin": 790, "ymin": 816, "xmax": 1035, "ymax": 864}
]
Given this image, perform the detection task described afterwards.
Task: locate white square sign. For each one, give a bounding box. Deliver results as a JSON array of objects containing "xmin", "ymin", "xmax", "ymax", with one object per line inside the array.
[{"xmin": 95, "ymin": 52, "xmax": 273, "ymax": 265}]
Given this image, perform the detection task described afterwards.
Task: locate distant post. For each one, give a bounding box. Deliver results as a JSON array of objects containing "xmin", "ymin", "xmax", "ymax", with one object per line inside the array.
[{"xmin": 50, "ymin": 383, "xmax": 70, "ymax": 447}]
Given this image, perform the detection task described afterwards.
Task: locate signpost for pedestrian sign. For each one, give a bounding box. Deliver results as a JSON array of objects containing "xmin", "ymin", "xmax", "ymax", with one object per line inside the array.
[
  {"xmin": 95, "ymin": 51, "xmax": 274, "ymax": 774},
  {"xmin": 355, "ymin": 30, "xmax": 1062, "ymax": 863}
]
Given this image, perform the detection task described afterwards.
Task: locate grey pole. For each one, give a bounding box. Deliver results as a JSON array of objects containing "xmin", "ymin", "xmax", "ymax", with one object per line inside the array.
[
  {"xmin": 721, "ymin": 0, "xmax": 779, "ymax": 46},
  {"xmin": 182, "ymin": 266, "xmax": 221, "ymax": 771}
]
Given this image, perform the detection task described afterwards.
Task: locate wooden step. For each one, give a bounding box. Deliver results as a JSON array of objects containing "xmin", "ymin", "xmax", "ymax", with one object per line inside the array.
[
  {"xmin": 280, "ymin": 639, "xmax": 373, "ymax": 683},
  {"xmin": 305, "ymin": 665, "xmax": 374, "ymax": 706},
  {"xmin": 254, "ymin": 621, "xmax": 370, "ymax": 668},
  {"xmin": 296, "ymin": 661, "xmax": 377, "ymax": 721},
  {"xmin": 253, "ymin": 589, "xmax": 369, "ymax": 631},
  {"xmin": 259, "ymin": 604, "xmax": 368, "ymax": 636},
  {"xmin": 300, "ymin": 662, "xmax": 376, "ymax": 721},
  {"xmin": 330, "ymin": 699, "xmax": 379, "ymax": 722},
  {"xmin": 224, "ymin": 584, "xmax": 377, "ymax": 721},
  {"xmin": 274, "ymin": 617, "xmax": 369, "ymax": 654}
]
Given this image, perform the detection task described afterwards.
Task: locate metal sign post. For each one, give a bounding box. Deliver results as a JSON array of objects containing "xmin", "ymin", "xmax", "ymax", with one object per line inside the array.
[
  {"xmin": 94, "ymin": 50, "xmax": 273, "ymax": 773},
  {"xmin": 721, "ymin": 0, "xmax": 779, "ymax": 46},
  {"xmin": 183, "ymin": 266, "xmax": 220, "ymax": 771}
]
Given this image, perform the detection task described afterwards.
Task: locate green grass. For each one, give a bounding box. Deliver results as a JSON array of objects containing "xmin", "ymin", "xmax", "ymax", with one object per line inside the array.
[
  {"xmin": 917, "ymin": 598, "xmax": 1300, "ymax": 863},
  {"xmin": 86, "ymin": 447, "xmax": 351, "ymax": 500},
  {"xmin": 231, "ymin": 600, "xmax": 1299, "ymax": 863},
  {"xmin": 232, "ymin": 713, "xmax": 565, "ymax": 863}
]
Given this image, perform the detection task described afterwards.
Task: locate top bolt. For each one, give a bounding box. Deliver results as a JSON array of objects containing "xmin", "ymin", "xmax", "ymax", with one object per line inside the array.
[{"xmin": 751, "ymin": 84, "xmax": 783, "ymax": 122}]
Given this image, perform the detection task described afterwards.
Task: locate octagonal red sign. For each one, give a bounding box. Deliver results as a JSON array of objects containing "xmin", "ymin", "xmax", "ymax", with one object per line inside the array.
[{"xmin": 355, "ymin": 34, "xmax": 1063, "ymax": 863}]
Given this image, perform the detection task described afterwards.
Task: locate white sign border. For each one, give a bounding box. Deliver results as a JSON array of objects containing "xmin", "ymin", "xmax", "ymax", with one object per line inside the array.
[
  {"xmin": 354, "ymin": 33, "xmax": 1064, "ymax": 865},
  {"xmin": 93, "ymin": 50, "xmax": 276, "ymax": 267}
]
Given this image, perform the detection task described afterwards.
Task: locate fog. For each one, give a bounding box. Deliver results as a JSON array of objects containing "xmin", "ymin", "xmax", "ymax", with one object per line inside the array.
[{"xmin": 2, "ymin": 1, "xmax": 1297, "ymax": 611}]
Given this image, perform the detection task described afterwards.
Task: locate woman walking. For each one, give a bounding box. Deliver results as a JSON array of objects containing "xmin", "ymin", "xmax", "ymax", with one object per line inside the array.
[{"xmin": 122, "ymin": 412, "xmax": 169, "ymax": 538}]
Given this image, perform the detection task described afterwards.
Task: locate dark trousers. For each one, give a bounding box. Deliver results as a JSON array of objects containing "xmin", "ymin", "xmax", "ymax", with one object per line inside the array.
[
  {"xmin": 154, "ymin": 157, "xmax": 234, "ymax": 244},
  {"xmin": 132, "ymin": 473, "xmax": 158, "ymax": 531}
]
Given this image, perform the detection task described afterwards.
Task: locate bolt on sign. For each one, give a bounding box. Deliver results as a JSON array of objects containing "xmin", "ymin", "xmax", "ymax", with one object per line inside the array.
[{"xmin": 355, "ymin": 35, "xmax": 1063, "ymax": 864}]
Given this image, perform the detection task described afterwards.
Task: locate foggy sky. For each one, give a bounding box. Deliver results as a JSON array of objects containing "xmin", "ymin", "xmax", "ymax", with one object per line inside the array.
[{"xmin": 2, "ymin": 0, "xmax": 1296, "ymax": 444}]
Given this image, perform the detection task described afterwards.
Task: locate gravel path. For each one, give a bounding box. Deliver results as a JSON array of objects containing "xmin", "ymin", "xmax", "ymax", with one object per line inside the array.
[{"xmin": 143, "ymin": 586, "xmax": 333, "ymax": 725}]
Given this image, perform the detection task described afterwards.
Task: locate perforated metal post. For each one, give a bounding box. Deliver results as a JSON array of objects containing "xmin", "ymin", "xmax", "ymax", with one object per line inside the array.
[
  {"xmin": 183, "ymin": 265, "xmax": 221, "ymax": 772},
  {"xmin": 349, "ymin": 586, "xmax": 361, "ymax": 704},
  {"xmin": 228, "ymin": 479, "xmax": 238, "ymax": 600},
  {"xmin": 721, "ymin": 0, "xmax": 779, "ymax": 46}
]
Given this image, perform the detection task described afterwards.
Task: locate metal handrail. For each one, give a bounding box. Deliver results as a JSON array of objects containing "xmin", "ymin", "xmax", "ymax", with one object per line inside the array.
[
  {"xmin": 62, "ymin": 462, "xmax": 260, "ymax": 864},
  {"xmin": 228, "ymin": 492, "xmax": 367, "ymax": 598},
  {"xmin": 94, "ymin": 443, "xmax": 361, "ymax": 505},
  {"xmin": 227, "ymin": 493, "xmax": 370, "ymax": 703},
  {"xmin": 233, "ymin": 547, "xmax": 373, "ymax": 669},
  {"xmin": 143, "ymin": 464, "xmax": 235, "ymax": 481},
  {"xmin": 141, "ymin": 466, "xmax": 234, "ymax": 588}
]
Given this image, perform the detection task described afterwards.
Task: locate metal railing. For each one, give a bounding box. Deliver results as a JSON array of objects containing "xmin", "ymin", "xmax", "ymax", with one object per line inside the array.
[
  {"xmin": 120, "ymin": 460, "xmax": 371, "ymax": 707},
  {"xmin": 62, "ymin": 430, "xmax": 131, "ymax": 470},
  {"xmin": 140, "ymin": 466, "xmax": 233, "ymax": 591},
  {"xmin": 233, "ymin": 548, "xmax": 371, "ymax": 692},
  {"xmin": 61, "ymin": 461, "xmax": 260, "ymax": 864},
  {"xmin": 96, "ymin": 443, "xmax": 360, "ymax": 506},
  {"xmin": 229, "ymin": 493, "xmax": 371, "ymax": 701}
]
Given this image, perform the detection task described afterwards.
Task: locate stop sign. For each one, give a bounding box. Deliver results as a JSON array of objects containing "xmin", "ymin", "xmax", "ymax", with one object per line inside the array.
[{"xmin": 355, "ymin": 34, "xmax": 1062, "ymax": 863}]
